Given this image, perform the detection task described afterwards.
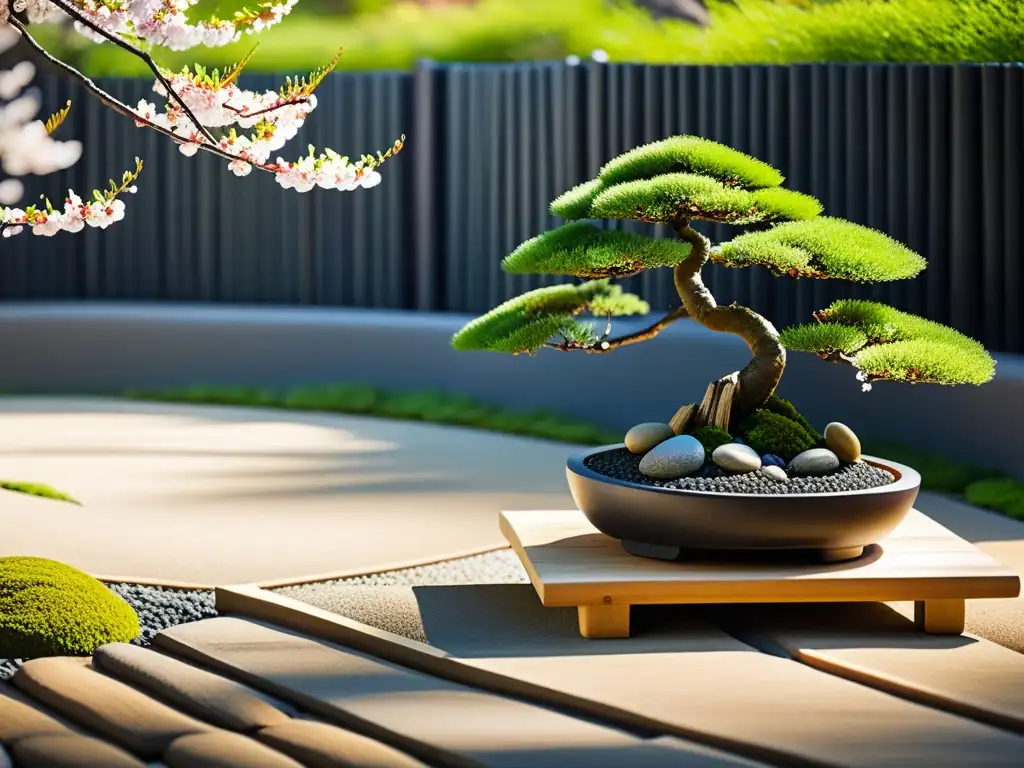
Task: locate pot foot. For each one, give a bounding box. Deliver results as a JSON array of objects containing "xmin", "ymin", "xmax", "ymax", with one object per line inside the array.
[
  {"xmin": 818, "ymin": 546, "xmax": 865, "ymax": 563},
  {"xmin": 622, "ymin": 540, "xmax": 681, "ymax": 561}
]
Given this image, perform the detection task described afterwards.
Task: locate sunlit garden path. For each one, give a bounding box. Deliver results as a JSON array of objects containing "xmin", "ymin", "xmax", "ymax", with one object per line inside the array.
[{"xmin": 0, "ymin": 397, "xmax": 577, "ymax": 586}]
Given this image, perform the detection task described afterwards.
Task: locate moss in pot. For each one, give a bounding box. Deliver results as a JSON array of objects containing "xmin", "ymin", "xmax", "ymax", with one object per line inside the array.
[{"xmin": 451, "ymin": 135, "xmax": 995, "ymax": 562}]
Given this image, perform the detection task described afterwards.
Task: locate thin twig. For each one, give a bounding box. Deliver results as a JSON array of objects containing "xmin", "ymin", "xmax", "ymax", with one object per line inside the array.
[
  {"xmin": 12, "ymin": 19, "xmax": 275, "ymax": 173},
  {"xmin": 223, "ymin": 97, "xmax": 310, "ymax": 119},
  {"xmin": 45, "ymin": 0, "xmax": 220, "ymax": 147},
  {"xmin": 544, "ymin": 305, "xmax": 689, "ymax": 353}
]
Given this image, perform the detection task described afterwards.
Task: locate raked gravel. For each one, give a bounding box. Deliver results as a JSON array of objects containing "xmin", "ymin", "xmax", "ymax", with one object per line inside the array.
[{"xmin": 274, "ymin": 549, "xmax": 530, "ymax": 643}]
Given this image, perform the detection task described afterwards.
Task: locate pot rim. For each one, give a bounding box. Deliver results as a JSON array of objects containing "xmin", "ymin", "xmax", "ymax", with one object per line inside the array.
[{"xmin": 567, "ymin": 444, "xmax": 921, "ymax": 501}]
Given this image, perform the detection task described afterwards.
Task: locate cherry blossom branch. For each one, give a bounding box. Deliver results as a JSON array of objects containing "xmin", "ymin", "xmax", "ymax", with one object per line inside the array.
[
  {"xmin": 222, "ymin": 97, "xmax": 309, "ymax": 119},
  {"xmin": 44, "ymin": 0, "xmax": 220, "ymax": 147},
  {"xmin": 11, "ymin": 17, "xmax": 256, "ymax": 166}
]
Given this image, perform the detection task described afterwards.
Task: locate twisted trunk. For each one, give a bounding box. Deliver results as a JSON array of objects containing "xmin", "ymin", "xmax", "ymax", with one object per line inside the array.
[{"xmin": 671, "ymin": 221, "xmax": 785, "ymax": 429}]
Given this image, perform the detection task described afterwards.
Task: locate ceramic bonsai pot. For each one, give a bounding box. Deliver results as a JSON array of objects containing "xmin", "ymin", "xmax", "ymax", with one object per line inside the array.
[{"xmin": 566, "ymin": 445, "xmax": 921, "ymax": 563}]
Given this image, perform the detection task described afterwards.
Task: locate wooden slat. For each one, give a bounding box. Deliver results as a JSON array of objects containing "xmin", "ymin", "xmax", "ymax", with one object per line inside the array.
[
  {"xmin": 218, "ymin": 583, "xmax": 1024, "ymax": 768},
  {"xmin": 707, "ymin": 601, "xmax": 1024, "ymax": 733},
  {"xmin": 155, "ymin": 616, "xmax": 764, "ymax": 768},
  {"xmin": 500, "ymin": 509, "xmax": 1020, "ymax": 606}
]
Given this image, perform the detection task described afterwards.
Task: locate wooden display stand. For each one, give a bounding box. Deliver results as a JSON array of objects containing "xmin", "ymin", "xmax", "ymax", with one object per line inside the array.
[{"xmin": 499, "ymin": 508, "xmax": 1020, "ymax": 639}]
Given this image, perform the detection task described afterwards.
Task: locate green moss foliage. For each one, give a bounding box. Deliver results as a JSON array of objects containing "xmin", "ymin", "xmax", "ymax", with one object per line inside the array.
[
  {"xmin": 550, "ymin": 178, "xmax": 606, "ymax": 220},
  {"xmin": 717, "ymin": 218, "xmax": 927, "ymax": 281},
  {"xmin": 502, "ymin": 222, "xmax": 693, "ymax": 277},
  {"xmin": 691, "ymin": 425, "xmax": 733, "ymax": 453},
  {"xmin": 450, "ymin": 280, "xmax": 648, "ymax": 354},
  {"xmin": 1, "ymin": 481, "xmax": 79, "ymax": 505},
  {"xmin": 599, "ymin": 135, "xmax": 784, "ymax": 189},
  {"xmin": 125, "ymin": 385, "xmax": 622, "ymax": 446},
  {"xmin": 588, "ymin": 173, "xmax": 822, "ymax": 225},
  {"xmin": 0, "ymin": 557, "xmax": 139, "ymax": 658},
  {"xmin": 740, "ymin": 409, "xmax": 818, "ymax": 461},
  {"xmin": 781, "ymin": 300, "xmax": 996, "ymax": 386},
  {"xmin": 761, "ymin": 394, "xmax": 821, "ymax": 441}
]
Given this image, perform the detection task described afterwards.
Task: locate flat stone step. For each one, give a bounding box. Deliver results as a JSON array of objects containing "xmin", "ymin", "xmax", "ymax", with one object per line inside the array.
[
  {"xmin": 235, "ymin": 583, "xmax": 1024, "ymax": 768},
  {"xmin": 8, "ymin": 733, "xmax": 146, "ymax": 768},
  {"xmin": 92, "ymin": 642, "xmax": 292, "ymax": 732},
  {"xmin": 709, "ymin": 601, "xmax": 1024, "ymax": 733},
  {"xmin": 164, "ymin": 731, "xmax": 304, "ymax": 768},
  {"xmin": 0, "ymin": 684, "xmax": 70, "ymax": 743},
  {"xmin": 255, "ymin": 720, "xmax": 428, "ymax": 768},
  {"xmin": 156, "ymin": 616, "xmax": 763, "ymax": 768},
  {"xmin": 12, "ymin": 657, "xmax": 214, "ymax": 760}
]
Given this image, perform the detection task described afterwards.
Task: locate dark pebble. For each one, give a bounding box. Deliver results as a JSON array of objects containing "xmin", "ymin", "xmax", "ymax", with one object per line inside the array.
[{"xmin": 585, "ymin": 448, "xmax": 895, "ymax": 495}]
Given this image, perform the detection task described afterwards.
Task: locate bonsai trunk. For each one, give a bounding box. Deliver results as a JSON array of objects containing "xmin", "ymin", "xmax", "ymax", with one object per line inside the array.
[{"xmin": 671, "ymin": 221, "xmax": 785, "ymax": 431}]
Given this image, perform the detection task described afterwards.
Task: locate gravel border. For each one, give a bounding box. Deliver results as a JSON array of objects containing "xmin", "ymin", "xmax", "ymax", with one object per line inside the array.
[{"xmin": 0, "ymin": 583, "xmax": 216, "ymax": 682}]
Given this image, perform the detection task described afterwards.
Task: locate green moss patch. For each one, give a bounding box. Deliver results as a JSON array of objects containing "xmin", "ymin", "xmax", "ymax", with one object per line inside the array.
[
  {"xmin": 1, "ymin": 481, "xmax": 79, "ymax": 505},
  {"xmin": 717, "ymin": 218, "xmax": 927, "ymax": 281},
  {"xmin": 502, "ymin": 222, "xmax": 692, "ymax": 277},
  {"xmin": 691, "ymin": 425, "xmax": 732, "ymax": 453},
  {"xmin": 0, "ymin": 557, "xmax": 139, "ymax": 658},
  {"xmin": 739, "ymin": 409, "xmax": 818, "ymax": 461}
]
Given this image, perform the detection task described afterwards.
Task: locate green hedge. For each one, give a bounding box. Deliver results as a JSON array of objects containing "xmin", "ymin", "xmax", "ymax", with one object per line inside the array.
[{"xmin": 36, "ymin": 0, "xmax": 1022, "ymax": 77}]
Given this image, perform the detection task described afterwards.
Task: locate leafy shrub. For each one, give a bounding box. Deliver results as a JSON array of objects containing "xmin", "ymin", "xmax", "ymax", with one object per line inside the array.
[
  {"xmin": 49, "ymin": 0, "xmax": 1022, "ymax": 78},
  {"xmin": 964, "ymin": 478, "xmax": 1024, "ymax": 515},
  {"xmin": 691, "ymin": 426, "xmax": 733, "ymax": 453},
  {"xmin": 740, "ymin": 409, "xmax": 818, "ymax": 460},
  {"xmin": 860, "ymin": 439, "xmax": 1002, "ymax": 494},
  {"xmin": 0, "ymin": 557, "xmax": 139, "ymax": 658}
]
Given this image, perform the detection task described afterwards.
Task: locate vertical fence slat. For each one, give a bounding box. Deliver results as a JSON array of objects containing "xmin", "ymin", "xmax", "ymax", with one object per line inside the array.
[{"xmin": 3, "ymin": 62, "xmax": 1021, "ymax": 354}]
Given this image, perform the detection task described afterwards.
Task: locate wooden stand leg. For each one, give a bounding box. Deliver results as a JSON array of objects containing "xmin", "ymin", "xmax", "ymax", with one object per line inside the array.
[
  {"xmin": 578, "ymin": 604, "xmax": 630, "ymax": 639},
  {"xmin": 914, "ymin": 599, "xmax": 965, "ymax": 634}
]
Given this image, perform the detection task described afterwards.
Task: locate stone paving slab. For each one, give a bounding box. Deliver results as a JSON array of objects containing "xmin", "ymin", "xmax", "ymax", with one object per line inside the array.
[
  {"xmin": 9, "ymin": 733, "xmax": 146, "ymax": 768},
  {"xmin": 92, "ymin": 643, "xmax": 292, "ymax": 732},
  {"xmin": 255, "ymin": 720, "xmax": 429, "ymax": 768},
  {"xmin": 12, "ymin": 658, "xmax": 214, "ymax": 761},
  {"xmin": 0, "ymin": 397, "xmax": 577, "ymax": 585},
  {"xmin": 156, "ymin": 616, "xmax": 764, "ymax": 768},
  {"xmin": 706, "ymin": 601, "xmax": 1024, "ymax": 733},
  {"xmin": 163, "ymin": 731, "xmax": 304, "ymax": 768},
  {"xmin": 222, "ymin": 583, "xmax": 1024, "ymax": 767}
]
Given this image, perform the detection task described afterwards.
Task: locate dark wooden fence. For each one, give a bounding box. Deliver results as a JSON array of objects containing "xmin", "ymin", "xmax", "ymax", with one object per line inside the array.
[{"xmin": 4, "ymin": 61, "xmax": 1022, "ymax": 352}]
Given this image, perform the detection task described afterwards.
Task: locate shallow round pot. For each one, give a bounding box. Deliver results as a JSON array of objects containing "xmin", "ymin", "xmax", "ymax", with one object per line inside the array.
[{"xmin": 566, "ymin": 445, "xmax": 921, "ymax": 562}]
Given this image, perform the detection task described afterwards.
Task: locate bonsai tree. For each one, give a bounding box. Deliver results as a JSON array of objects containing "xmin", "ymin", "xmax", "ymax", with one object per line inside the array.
[{"xmin": 451, "ymin": 135, "xmax": 995, "ymax": 457}]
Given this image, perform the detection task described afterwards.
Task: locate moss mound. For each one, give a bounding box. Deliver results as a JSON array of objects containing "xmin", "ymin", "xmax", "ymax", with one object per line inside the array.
[
  {"xmin": 761, "ymin": 394, "xmax": 822, "ymax": 441},
  {"xmin": 0, "ymin": 557, "xmax": 140, "ymax": 658},
  {"xmin": 740, "ymin": 409, "xmax": 818, "ymax": 461},
  {"xmin": 691, "ymin": 426, "xmax": 733, "ymax": 453}
]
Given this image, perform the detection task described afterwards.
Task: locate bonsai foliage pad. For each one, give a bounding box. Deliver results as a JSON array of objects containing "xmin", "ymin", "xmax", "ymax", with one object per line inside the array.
[{"xmin": 499, "ymin": 509, "xmax": 1021, "ymax": 639}]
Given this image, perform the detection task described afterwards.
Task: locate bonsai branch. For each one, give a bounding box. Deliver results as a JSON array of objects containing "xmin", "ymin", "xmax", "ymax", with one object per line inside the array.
[
  {"xmin": 671, "ymin": 219, "xmax": 786, "ymax": 425},
  {"xmin": 13, "ymin": 21, "xmax": 276, "ymax": 172},
  {"xmin": 44, "ymin": 0, "xmax": 220, "ymax": 148},
  {"xmin": 545, "ymin": 304, "xmax": 688, "ymax": 353}
]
